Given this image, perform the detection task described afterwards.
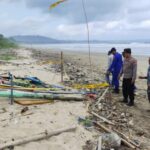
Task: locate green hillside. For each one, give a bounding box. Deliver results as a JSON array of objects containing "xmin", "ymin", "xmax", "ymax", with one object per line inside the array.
[{"xmin": 0, "ymin": 34, "xmax": 17, "ymax": 49}]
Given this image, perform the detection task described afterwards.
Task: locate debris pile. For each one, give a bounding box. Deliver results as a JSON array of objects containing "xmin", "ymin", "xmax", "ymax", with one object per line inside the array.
[
  {"xmin": 81, "ymin": 87, "xmax": 141, "ymax": 150},
  {"xmin": 62, "ymin": 57, "xmax": 143, "ymax": 149},
  {"xmin": 65, "ymin": 62, "xmax": 104, "ymax": 85}
]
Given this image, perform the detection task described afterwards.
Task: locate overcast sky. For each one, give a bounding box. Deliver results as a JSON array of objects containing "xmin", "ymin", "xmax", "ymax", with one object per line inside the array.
[{"xmin": 1, "ymin": 0, "xmax": 150, "ymax": 40}]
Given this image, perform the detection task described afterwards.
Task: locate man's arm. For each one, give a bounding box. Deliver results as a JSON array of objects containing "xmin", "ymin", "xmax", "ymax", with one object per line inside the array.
[
  {"xmin": 118, "ymin": 67, "xmax": 123, "ymax": 80},
  {"xmin": 132, "ymin": 59, "xmax": 137, "ymax": 83},
  {"xmin": 119, "ymin": 58, "xmax": 124, "ymax": 77}
]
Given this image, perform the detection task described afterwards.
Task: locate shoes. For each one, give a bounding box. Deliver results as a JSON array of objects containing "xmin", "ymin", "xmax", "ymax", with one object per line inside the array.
[
  {"xmin": 122, "ymin": 99, "xmax": 128, "ymax": 103},
  {"xmin": 112, "ymin": 89, "xmax": 120, "ymax": 94},
  {"xmin": 126, "ymin": 103, "xmax": 134, "ymax": 106}
]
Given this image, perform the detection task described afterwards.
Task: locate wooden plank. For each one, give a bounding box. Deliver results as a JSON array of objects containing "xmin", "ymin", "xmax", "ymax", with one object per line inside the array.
[
  {"xmin": 113, "ymin": 129, "xmax": 140, "ymax": 148},
  {"xmin": 0, "ymin": 126, "xmax": 77, "ymax": 149},
  {"xmin": 15, "ymin": 99, "xmax": 53, "ymax": 106},
  {"xmin": 97, "ymin": 136, "xmax": 102, "ymax": 150},
  {"xmin": 91, "ymin": 111, "xmax": 115, "ymax": 125},
  {"xmin": 95, "ymin": 87, "xmax": 109, "ymax": 105}
]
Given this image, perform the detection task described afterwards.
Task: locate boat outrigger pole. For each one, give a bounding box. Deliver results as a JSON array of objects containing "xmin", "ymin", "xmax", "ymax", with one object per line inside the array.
[{"xmin": 9, "ymin": 72, "xmax": 14, "ymax": 105}]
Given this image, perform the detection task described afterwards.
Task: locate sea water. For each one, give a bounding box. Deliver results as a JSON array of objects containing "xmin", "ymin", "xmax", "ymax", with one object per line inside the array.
[{"xmin": 22, "ymin": 43, "xmax": 150, "ymax": 56}]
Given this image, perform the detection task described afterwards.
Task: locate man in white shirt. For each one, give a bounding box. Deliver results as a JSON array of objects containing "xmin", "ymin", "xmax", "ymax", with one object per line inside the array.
[
  {"xmin": 108, "ymin": 50, "xmax": 114, "ymax": 68},
  {"xmin": 106, "ymin": 50, "xmax": 114, "ymax": 84}
]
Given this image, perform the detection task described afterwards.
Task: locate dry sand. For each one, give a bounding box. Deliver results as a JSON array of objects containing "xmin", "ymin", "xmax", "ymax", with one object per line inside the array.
[
  {"xmin": 0, "ymin": 48, "xmax": 96, "ymax": 150},
  {"xmin": 0, "ymin": 48, "xmax": 149, "ymax": 150}
]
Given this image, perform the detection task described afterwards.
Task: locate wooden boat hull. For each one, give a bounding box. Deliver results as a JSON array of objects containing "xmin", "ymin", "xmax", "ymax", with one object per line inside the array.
[{"xmin": 0, "ymin": 90, "xmax": 84, "ymax": 101}]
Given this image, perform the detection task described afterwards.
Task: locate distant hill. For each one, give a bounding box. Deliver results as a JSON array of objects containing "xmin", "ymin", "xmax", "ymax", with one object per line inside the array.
[
  {"xmin": 10, "ymin": 35, "xmax": 60, "ymax": 44},
  {"xmin": 10, "ymin": 35, "xmax": 104, "ymax": 44},
  {"xmin": 11, "ymin": 35, "xmax": 88, "ymax": 44},
  {"xmin": 10, "ymin": 35, "xmax": 150, "ymax": 44}
]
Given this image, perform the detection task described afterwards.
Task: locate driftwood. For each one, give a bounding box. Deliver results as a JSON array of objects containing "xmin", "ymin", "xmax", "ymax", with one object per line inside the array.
[
  {"xmin": 97, "ymin": 136, "xmax": 102, "ymax": 150},
  {"xmin": 0, "ymin": 126, "xmax": 76, "ymax": 149},
  {"xmin": 91, "ymin": 111, "xmax": 115, "ymax": 125},
  {"xmin": 95, "ymin": 87, "xmax": 109, "ymax": 106},
  {"xmin": 94, "ymin": 122, "xmax": 136, "ymax": 149},
  {"xmin": 15, "ymin": 99, "xmax": 53, "ymax": 106},
  {"xmin": 113, "ymin": 129, "xmax": 140, "ymax": 148}
]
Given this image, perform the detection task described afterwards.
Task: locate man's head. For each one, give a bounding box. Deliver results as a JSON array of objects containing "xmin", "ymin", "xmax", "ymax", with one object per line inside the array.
[
  {"xmin": 124, "ymin": 48, "xmax": 131, "ymax": 58},
  {"xmin": 110, "ymin": 47, "xmax": 116, "ymax": 55},
  {"xmin": 149, "ymin": 57, "xmax": 150, "ymax": 65}
]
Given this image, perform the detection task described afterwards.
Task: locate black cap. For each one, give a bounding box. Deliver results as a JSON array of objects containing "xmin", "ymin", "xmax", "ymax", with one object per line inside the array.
[
  {"xmin": 110, "ymin": 47, "xmax": 116, "ymax": 53},
  {"xmin": 124, "ymin": 48, "xmax": 131, "ymax": 54}
]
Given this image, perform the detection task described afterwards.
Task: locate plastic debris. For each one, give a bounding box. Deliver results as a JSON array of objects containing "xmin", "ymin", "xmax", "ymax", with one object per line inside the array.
[
  {"xmin": 102, "ymin": 132, "xmax": 121, "ymax": 149},
  {"xmin": 78, "ymin": 116, "xmax": 93, "ymax": 128}
]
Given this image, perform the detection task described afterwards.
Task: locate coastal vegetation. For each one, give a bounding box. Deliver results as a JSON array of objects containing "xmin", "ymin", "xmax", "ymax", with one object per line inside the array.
[{"xmin": 0, "ymin": 34, "xmax": 17, "ymax": 49}]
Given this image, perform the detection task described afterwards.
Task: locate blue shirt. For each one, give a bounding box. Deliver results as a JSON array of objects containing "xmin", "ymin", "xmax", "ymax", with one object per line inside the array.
[{"xmin": 109, "ymin": 52, "xmax": 123, "ymax": 73}]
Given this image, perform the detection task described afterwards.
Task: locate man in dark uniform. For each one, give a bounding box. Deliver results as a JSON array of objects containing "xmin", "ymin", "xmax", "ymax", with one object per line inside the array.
[
  {"xmin": 120, "ymin": 48, "xmax": 137, "ymax": 106},
  {"xmin": 139, "ymin": 57, "xmax": 150, "ymax": 103}
]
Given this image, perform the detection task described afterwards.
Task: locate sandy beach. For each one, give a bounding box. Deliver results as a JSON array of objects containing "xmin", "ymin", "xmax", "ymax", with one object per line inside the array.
[{"xmin": 0, "ymin": 47, "xmax": 149, "ymax": 150}]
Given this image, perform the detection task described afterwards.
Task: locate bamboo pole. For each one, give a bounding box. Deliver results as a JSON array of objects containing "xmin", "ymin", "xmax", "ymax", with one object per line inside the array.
[
  {"xmin": 97, "ymin": 136, "xmax": 102, "ymax": 150},
  {"xmin": 9, "ymin": 72, "xmax": 14, "ymax": 105},
  {"xmin": 61, "ymin": 51, "xmax": 64, "ymax": 83},
  {"xmin": 94, "ymin": 122, "xmax": 136, "ymax": 149},
  {"xmin": 113, "ymin": 129, "xmax": 140, "ymax": 148},
  {"xmin": 0, "ymin": 90, "xmax": 84, "ymax": 101},
  {"xmin": 0, "ymin": 126, "xmax": 76, "ymax": 149},
  {"xmin": 95, "ymin": 87, "xmax": 109, "ymax": 106},
  {"xmin": 91, "ymin": 111, "xmax": 115, "ymax": 125}
]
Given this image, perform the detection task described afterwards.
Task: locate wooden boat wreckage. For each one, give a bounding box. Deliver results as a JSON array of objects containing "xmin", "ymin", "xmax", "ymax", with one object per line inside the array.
[{"xmin": 0, "ymin": 73, "xmax": 87, "ymax": 104}]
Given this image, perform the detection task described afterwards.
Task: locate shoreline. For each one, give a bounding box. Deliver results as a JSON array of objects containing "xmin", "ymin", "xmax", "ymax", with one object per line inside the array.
[
  {"xmin": 20, "ymin": 43, "xmax": 150, "ymax": 57},
  {"xmin": 30, "ymin": 47, "xmax": 149, "ymax": 75}
]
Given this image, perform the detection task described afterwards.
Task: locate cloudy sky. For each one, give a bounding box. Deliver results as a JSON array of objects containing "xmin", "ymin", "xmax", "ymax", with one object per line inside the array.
[{"xmin": 0, "ymin": 0, "xmax": 150, "ymax": 40}]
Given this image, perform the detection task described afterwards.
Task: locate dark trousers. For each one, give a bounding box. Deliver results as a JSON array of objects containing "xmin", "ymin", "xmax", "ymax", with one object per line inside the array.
[
  {"xmin": 112, "ymin": 72, "xmax": 120, "ymax": 91},
  {"xmin": 122, "ymin": 78, "xmax": 134, "ymax": 104},
  {"xmin": 147, "ymin": 87, "xmax": 150, "ymax": 103}
]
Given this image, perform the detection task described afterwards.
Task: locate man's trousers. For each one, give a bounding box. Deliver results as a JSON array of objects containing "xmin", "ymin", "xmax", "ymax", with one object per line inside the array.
[{"xmin": 122, "ymin": 78, "xmax": 134, "ymax": 104}]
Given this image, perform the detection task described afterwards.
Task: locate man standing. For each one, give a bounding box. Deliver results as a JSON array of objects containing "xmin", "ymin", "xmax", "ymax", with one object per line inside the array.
[
  {"xmin": 120, "ymin": 48, "xmax": 137, "ymax": 106},
  {"xmin": 139, "ymin": 57, "xmax": 150, "ymax": 103},
  {"xmin": 108, "ymin": 48, "xmax": 123, "ymax": 93}
]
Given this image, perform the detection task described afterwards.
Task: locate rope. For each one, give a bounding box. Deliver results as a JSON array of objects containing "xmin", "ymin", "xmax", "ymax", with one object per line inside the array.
[{"xmin": 81, "ymin": 0, "xmax": 93, "ymax": 79}]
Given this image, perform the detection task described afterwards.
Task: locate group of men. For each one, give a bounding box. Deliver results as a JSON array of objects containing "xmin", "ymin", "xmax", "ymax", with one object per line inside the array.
[{"xmin": 106, "ymin": 48, "xmax": 137, "ymax": 106}]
